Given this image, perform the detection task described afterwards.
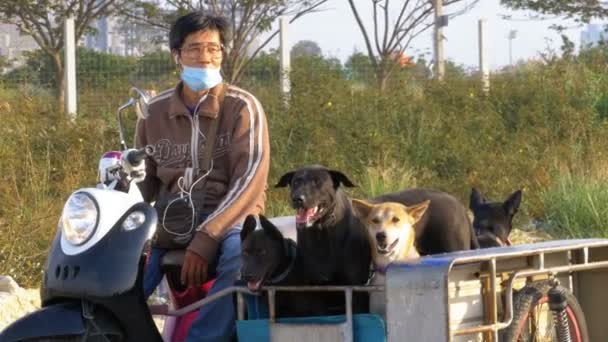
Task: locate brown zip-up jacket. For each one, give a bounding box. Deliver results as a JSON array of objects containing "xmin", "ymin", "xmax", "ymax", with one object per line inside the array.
[{"xmin": 135, "ymin": 82, "xmax": 270, "ymax": 262}]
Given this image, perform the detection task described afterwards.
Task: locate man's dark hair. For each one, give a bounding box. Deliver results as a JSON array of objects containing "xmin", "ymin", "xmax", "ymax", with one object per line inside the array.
[{"xmin": 169, "ymin": 12, "xmax": 231, "ymax": 52}]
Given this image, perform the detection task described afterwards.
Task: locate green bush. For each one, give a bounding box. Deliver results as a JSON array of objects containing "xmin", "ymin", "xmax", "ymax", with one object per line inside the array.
[
  {"xmin": 542, "ymin": 168, "xmax": 608, "ymax": 238},
  {"xmin": 3, "ymin": 47, "xmax": 608, "ymax": 287},
  {"xmin": 0, "ymin": 95, "xmax": 116, "ymax": 286}
]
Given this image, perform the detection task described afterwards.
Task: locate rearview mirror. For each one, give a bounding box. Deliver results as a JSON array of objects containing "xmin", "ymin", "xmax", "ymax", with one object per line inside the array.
[{"xmin": 130, "ymin": 87, "xmax": 152, "ymax": 120}]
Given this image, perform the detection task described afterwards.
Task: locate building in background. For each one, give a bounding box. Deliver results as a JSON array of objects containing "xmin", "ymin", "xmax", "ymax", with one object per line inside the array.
[
  {"xmin": 0, "ymin": 23, "xmax": 38, "ymax": 70},
  {"xmin": 82, "ymin": 16, "xmax": 167, "ymax": 56},
  {"xmin": 580, "ymin": 24, "xmax": 607, "ymax": 47}
]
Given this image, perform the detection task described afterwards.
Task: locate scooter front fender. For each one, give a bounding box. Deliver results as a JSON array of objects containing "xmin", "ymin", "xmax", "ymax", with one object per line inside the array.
[
  {"xmin": 0, "ymin": 302, "xmax": 85, "ymax": 341},
  {"xmin": 0, "ymin": 301, "xmax": 122, "ymax": 341}
]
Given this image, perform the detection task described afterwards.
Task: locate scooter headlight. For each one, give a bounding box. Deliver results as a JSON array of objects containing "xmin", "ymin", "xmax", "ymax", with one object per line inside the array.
[
  {"xmin": 61, "ymin": 192, "xmax": 99, "ymax": 245},
  {"xmin": 122, "ymin": 211, "xmax": 146, "ymax": 231}
]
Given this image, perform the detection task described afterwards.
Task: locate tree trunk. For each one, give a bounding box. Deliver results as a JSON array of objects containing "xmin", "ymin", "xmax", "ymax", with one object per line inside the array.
[
  {"xmin": 223, "ymin": 53, "xmax": 244, "ymax": 85},
  {"xmin": 378, "ymin": 74, "xmax": 389, "ymax": 93},
  {"xmin": 375, "ymin": 63, "xmax": 389, "ymax": 93},
  {"xmin": 52, "ymin": 52, "xmax": 65, "ymax": 114}
]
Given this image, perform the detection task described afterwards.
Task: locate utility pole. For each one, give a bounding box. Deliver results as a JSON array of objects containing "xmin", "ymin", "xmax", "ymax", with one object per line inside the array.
[
  {"xmin": 508, "ymin": 30, "xmax": 517, "ymax": 66},
  {"xmin": 479, "ymin": 19, "xmax": 490, "ymax": 93},
  {"xmin": 64, "ymin": 16, "xmax": 77, "ymax": 120},
  {"xmin": 434, "ymin": 0, "xmax": 446, "ymax": 81},
  {"xmin": 279, "ymin": 16, "xmax": 291, "ymax": 106}
]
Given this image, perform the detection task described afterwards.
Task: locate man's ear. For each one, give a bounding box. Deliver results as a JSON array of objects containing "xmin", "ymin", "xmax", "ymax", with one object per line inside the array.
[
  {"xmin": 259, "ymin": 214, "xmax": 284, "ymax": 242},
  {"xmin": 241, "ymin": 215, "xmax": 257, "ymax": 241},
  {"xmin": 503, "ymin": 189, "xmax": 522, "ymax": 217},
  {"xmin": 470, "ymin": 187, "xmax": 483, "ymax": 211},
  {"xmin": 275, "ymin": 171, "xmax": 295, "ymax": 188},
  {"xmin": 351, "ymin": 199, "xmax": 373, "ymax": 220},
  {"xmin": 329, "ymin": 170, "xmax": 356, "ymax": 188}
]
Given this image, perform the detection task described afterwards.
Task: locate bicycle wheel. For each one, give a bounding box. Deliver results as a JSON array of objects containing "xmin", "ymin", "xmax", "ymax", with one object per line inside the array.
[{"xmin": 501, "ymin": 280, "xmax": 589, "ymax": 342}]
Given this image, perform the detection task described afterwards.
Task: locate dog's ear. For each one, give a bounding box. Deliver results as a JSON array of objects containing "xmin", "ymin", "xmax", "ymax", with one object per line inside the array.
[
  {"xmin": 351, "ymin": 199, "xmax": 373, "ymax": 219},
  {"xmin": 503, "ymin": 189, "xmax": 522, "ymax": 217},
  {"xmin": 407, "ymin": 200, "xmax": 430, "ymax": 224},
  {"xmin": 470, "ymin": 187, "xmax": 484, "ymax": 210},
  {"xmin": 241, "ymin": 215, "xmax": 257, "ymax": 241},
  {"xmin": 275, "ymin": 171, "xmax": 295, "ymax": 188},
  {"xmin": 329, "ymin": 170, "xmax": 356, "ymax": 188},
  {"xmin": 258, "ymin": 214, "xmax": 284, "ymax": 242}
]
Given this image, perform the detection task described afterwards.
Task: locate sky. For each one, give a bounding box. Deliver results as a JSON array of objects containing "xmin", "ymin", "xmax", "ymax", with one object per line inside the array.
[{"xmin": 260, "ymin": 0, "xmax": 599, "ymax": 70}]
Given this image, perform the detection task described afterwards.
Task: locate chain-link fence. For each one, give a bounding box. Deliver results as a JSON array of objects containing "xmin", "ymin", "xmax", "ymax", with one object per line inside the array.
[{"xmin": 0, "ymin": 43, "xmax": 443, "ymax": 117}]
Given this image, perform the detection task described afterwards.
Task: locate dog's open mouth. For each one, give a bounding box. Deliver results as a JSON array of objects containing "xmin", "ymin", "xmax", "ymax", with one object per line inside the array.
[
  {"xmin": 295, "ymin": 206, "xmax": 324, "ymax": 228},
  {"xmin": 377, "ymin": 238, "xmax": 400, "ymax": 255}
]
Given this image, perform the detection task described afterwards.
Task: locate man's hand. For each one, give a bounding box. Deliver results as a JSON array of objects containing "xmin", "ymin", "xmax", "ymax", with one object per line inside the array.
[{"xmin": 181, "ymin": 250, "xmax": 209, "ymax": 287}]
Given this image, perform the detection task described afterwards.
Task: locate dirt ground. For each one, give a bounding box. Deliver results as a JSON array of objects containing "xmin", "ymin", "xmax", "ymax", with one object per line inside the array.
[{"xmin": 0, "ymin": 285, "xmax": 40, "ymax": 331}]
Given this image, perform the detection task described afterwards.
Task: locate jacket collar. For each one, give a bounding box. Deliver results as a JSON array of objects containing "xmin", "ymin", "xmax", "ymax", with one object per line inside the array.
[{"xmin": 168, "ymin": 82, "xmax": 225, "ymax": 119}]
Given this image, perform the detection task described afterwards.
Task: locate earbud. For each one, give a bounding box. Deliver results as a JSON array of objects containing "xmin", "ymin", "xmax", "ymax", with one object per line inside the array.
[{"xmin": 174, "ymin": 55, "xmax": 179, "ymax": 64}]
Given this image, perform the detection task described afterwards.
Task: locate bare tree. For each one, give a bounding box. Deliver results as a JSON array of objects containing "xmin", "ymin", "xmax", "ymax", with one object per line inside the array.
[
  {"xmin": 347, "ymin": 0, "xmax": 478, "ymax": 90},
  {"xmin": 123, "ymin": 0, "xmax": 328, "ymax": 84},
  {"xmin": 0, "ymin": 0, "xmax": 126, "ymax": 111}
]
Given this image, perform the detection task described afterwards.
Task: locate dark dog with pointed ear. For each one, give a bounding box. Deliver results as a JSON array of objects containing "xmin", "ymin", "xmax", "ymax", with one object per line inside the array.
[
  {"xmin": 240, "ymin": 215, "xmax": 297, "ymax": 292},
  {"xmin": 239, "ymin": 214, "xmax": 341, "ymax": 317},
  {"xmin": 470, "ymin": 188, "xmax": 522, "ymax": 247}
]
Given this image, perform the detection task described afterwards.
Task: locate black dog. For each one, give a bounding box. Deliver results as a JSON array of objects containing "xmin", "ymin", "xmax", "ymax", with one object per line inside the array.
[
  {"xmin": 469, "ymin": 188, "xmax": 522, "ymax": 248},
  {"xmin": 276, "ymin": 165, "xmax": 372, "ymax": 313},
  {"xmin": 240, "ymin": 214, "xmax": 343, "ymax": 317},
  {"xmin": 240, "ymin": 214, "xmax": 298, "ymax": 292},
  {"xmin": 276, "ymin": 166, "xmax": 372, "ymax": 285}
]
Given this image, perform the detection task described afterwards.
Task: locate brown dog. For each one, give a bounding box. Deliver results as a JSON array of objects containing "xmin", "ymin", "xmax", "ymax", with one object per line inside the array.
[{"xmin": 352, "ymin": 199, "xmax": 430, "ymax": 316}]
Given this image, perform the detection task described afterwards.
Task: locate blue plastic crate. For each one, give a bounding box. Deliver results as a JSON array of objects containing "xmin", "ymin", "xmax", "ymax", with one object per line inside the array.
[
  {"xmin": 238, "ymin": 293, "xmax": 386, "ymax": 341},
  {"xmin": 236, "ymin": 314, "xmax": 386, "ymax": 342}
]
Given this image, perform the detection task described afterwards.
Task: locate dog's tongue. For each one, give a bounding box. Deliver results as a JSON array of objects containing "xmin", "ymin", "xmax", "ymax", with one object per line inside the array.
[
  {"xmin": 295, "ymin": 207, "xmax": 317, "ymax": 226},
  {"xmin": 247, "ymin": 280, "xmax": 263, "ymax": 292}
]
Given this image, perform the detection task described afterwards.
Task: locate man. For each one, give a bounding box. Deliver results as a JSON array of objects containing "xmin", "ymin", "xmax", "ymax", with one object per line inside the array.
[{"xmin": 131, "ymin": 12, "xmax": 270, "ymax": 341}]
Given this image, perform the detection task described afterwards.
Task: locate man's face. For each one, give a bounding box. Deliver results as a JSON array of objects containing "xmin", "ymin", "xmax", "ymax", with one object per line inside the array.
[{"xmin": 177, "ymin": 29, "xmax": 223, "ymax": 69}]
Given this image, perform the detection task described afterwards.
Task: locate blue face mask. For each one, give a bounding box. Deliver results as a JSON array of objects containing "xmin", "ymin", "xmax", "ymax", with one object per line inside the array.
[{"xmin": 180, "ymin": 66, "xmax": 223, "ymax": 92}]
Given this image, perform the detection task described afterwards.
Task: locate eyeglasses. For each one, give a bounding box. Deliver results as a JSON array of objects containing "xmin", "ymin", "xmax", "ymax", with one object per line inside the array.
[{"xmin": 180, "ymin": 43, "xmax": 224, "ymax": 59}]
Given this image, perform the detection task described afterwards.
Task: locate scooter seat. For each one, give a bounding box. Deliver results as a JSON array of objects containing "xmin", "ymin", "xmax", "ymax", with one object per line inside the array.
[{"xmin": 161, "ymin": 250, "xmax": 185, "ymax": 268}]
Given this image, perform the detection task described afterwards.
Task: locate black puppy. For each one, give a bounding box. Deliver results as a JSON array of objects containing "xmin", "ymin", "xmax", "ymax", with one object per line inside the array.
[
  {"xmin": 240, "ymin": 214, "xmax": 297, "ymax": 292},
  {"xmin": 240, "ymin": 214, "xmax": 342, "ymax": 317},
  {"xmin": 469, "ymin": 188, "xmax": 522, "ymax": 248}
]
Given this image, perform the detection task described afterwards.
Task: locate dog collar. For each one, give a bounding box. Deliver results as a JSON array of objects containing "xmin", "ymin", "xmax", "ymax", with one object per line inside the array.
[{"xmin": 267, "ymin": 239, "xmax": 297, "ymax": 284}]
